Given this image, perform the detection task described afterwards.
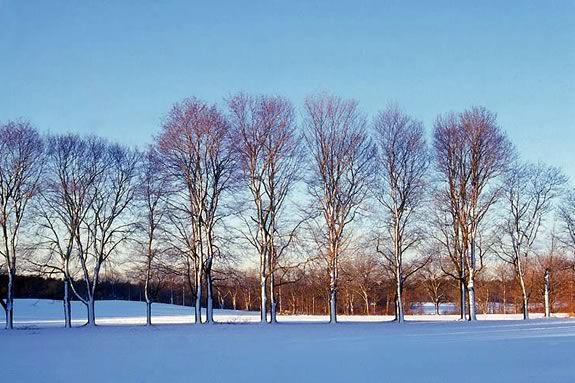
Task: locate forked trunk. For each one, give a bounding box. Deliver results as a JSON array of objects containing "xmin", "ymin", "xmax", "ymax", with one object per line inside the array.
[{"xmin": 86, "ymin": 264, "xmax": 100, "ymax": 326}]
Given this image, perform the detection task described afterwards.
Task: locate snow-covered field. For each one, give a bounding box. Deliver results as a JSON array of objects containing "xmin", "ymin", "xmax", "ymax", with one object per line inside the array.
[{"xmin": 1, "ymin": 299, "xmax": 574, "ymax": 383}]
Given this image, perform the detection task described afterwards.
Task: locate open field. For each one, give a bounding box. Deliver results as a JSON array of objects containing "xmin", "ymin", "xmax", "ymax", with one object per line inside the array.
[
  {"xmin": 1, "ymin": 299, "xmax": 569, "ymax": 327},
  {"xmin": 1, "ymin": 299, "xmax": 574, "ymax": 383}
]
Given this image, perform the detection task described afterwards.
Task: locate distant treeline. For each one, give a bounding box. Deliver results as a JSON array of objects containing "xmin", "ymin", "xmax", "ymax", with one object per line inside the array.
[{"xmin": 0, "ymin": 275, "xmax": 177, "ymax": 305}]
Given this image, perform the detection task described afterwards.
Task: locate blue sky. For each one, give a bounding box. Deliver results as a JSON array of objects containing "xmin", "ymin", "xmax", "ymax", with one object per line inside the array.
[{"xmin": 1, "ymin": 1, "xmax": 574, "ymax": 180}]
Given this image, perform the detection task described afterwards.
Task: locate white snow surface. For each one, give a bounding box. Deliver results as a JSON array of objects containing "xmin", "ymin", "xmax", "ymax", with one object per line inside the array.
[{"xmin": 1, "ymin": 299, "xmax": 574, "ymax": 383}]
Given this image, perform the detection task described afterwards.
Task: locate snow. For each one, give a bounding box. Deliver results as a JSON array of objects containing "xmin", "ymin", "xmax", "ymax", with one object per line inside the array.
[
  {"xmin": 1, "ymin": 299, "xmax": 574, "ymax": 382},
  {"xmin": 0, "ymin": 299, "xmax": 257, "ymax": 326}
]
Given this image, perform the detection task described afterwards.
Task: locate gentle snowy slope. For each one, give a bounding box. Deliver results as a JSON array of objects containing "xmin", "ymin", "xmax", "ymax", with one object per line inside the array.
[{"xmin": 1, "ymin": 300, "xmax": 574, "ymax": 383}]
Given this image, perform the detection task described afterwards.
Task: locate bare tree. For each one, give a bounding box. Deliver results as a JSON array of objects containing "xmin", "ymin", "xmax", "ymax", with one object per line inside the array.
[
  {"xmin": 303, "ymin": 94, "xmax": 375, "ymax": 323},
  {"xmin": 420, "ymin": 255, "xmax": 449, "ymax": 315},
  {"xmin": 342, "ymin": 252, "xmax": 383, "ymax": 315},
  {"xmin": 0, "ymin": 121, "xmax": 44, "ymax": 329},
  {"xmin": 158, "ymin": 98, "xmax": 235, "ymax": 324},
  {"xmin": 495, "ymin": 162, "xmax": 566, "ymax": 319},
  {"xmin": 537, "ymin": 232, "xmax": 571, "ymax": 317},
  {"xmin": 560, "ymin": 189, "xmax": 575, "ymax": 251},
  {"xmin": 373, "ymin": 105, "xmax": 429, "ymax": 323},
  {"xmin": 429, "ymin": 196, "xmax": 468, "ymax": 319},
  {"xmin": 136, "ymin": 147, "xmax": 169, "ymax": 325},
  {"xmin": 228, "ymin": 93, "xmax": 303, "ymax": 323},
  {"xmin": 34, "ymin": 135, "xmax": 107, "ymax": 327},
  {"xmin": 376, "ymin": 237, "xmax": 429, "ymax": 317},
  {"xmin": 433, "ymin": 107, "xmax": 513, "ymax": 321},
  {"xmin": 491, "ymin": 262, "xmax": 514, "ymax": 314},
  {"xmin": 73, "ymin": 142, "xmax": 139, "ymax": 325}
]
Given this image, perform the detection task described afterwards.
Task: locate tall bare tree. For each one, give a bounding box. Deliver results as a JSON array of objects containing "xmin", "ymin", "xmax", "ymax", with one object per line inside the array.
[
  {"xmin": 433, "ymin": 107, "xmax": 513, "ymax": 320},
  {"xmin": 496, "ymin": 162, "xmax": 566, "ymax": 319},
  {"xmin": 136, "ymin": 147, "xmax": 169, "ymax": 325},
  {"xmin": 158, "ymin": 98, "xmax": 235, "ymax": 324},
  {"xmin": 0, "ymin": 121, "xmax": 44, "ymax": 329},
  {"xmin": 303, "ymin": 94, "xmax": 375, "ymax": 323},
  {"xmin": 373, "ymin": 105, "xmax": 429, "ymax": 323},
  {"xmin": 228, "ymin": 93, "xmax": 303, "ymax": 323},
  {"xmin": 74, "ymin": 142, "xmax": 139, "ymax": 325},
  {"xmin": 34, "ymin": 135, "xmax": 107, "ymax": 328},
  {"xmin": 429, "ymin": 196, "xmax": 467, "ymax": 319}
]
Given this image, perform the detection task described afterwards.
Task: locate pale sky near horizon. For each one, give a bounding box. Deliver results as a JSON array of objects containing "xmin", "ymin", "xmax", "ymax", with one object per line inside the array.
[{"xmin": 1, "ymin": 1, "xmax": 574, "ymax": 181}]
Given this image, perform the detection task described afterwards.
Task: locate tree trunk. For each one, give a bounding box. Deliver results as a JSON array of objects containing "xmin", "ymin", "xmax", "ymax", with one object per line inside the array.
[
  {"xmin": 195, "ymin": 266, "xmax": 202, "ymax": 324},
  {"xmin": 260, "ymin": 275, "xmax": 267, "ymax": 323},
  {"xmin": 517, "ymin": 259, "xmax": 529, "ymax": 320},
  {"xmin": 348, "ymin": 293, "xmax": 354, "ymax": 315},
  {"xmin": 144, "ymin": 266, "xmax": 152, "ymax": 326},
  {"xmin": 467, "ymin": 278, "xmax": 477, "ymax": 321},
  {"xmin": 467, "ymin": 239, "xmax": 477, "ymax": 321},
  {"xmin": 269, "ymin": 271, "xmax": 277, "ymax": 323},
  {"xmin": 459, "ymin": 273, "xmax": 466, "ymax": 320},
  {"xmin": 396, "ymin": 274, "xmax": 404, "ymax": 323},
  {"xmin": 522, "ymin": 294, "xmax": 529, "ymax": 320},
  {"xmin": 146, "ymin": 301, "xmax": 152, "ymax": 325},
  {"xmin": 5, "ymin": 270, "xmax": 15, "ymax": 329},
  {"xmin": 312, "ymin": 296, "xmax": 315, "ymax": 315},
  {"xmin": 393, "ymin": 218, "xmax": 405, "ymax": 324},
  {"xmin": 87, "ymin": 297, "xmax": 96, "ymax": 326},
  {"xmin": 544, "ymin": 269, "xmax": 551, "ymax": 318},
  {"xmin": 63, "ymin": 278, "xmax": 72, "ymax": 328},
  {"xmin": 329, "ymin": 265, "xmax": 337, "ymax": 324},
  {"xmin": 206, "ymin": 269, "xmax": 214, "ymax": 324},
  {"xmin": 502, "ymin": 283, "xmax": 507, "ymax": 314},
  {"xmin": 85, "ymin": 263, "xmax": 100, "ymax": 327},
  {"xmin": 218, "ymin": 294, "xmax": 224, "ymax": 310},
  {"xmin": 278, "ymin": 287, "xmax": 282, "ymax": 314},
  {"xmin": 260, "ymin": 244, "xmax": 267, "ymax": 323}
]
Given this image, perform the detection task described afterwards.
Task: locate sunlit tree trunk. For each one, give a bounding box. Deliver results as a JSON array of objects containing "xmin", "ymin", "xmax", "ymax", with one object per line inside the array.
[{"xmin": 544, "ymin": 269, "xmax": 551, "ymax": 318}]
